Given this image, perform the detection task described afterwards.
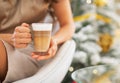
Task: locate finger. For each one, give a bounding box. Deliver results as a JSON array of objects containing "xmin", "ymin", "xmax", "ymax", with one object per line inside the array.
[
  {"xmin": 15, "ymin": 26, "xmax": 30, "ymax": 33},
  {"xmin": 49, "ymin": 38, "xmax": 54, "ymax": 47},
  {"xmin": 48, "ymin": 41, "xmax": 57, "ymax": 55},
  {"xmin": 37, "ymin": 54, "xmax": 51, "ymax": 60},
  {"xmin": 47, "ymin": 40, "xmax": 54, "ymax": 54},
  {"xmin": 52, "ymin": 46, "xmax": 57, "ymax": 56},
  {"xmin": 13, "ymin": 38, "xmax": 32, "ymax": 44},
  {"xmin": 31, "ymin": 55, "xmax": 39, "ymax": 59},
  {"xmin": 21, "ymin": 23, "xmax": 29, "ymax": 27},
  {"xmin": 52, "ymin": 39, "xmax": 58, "ymax": 55},
  {"xmin": 31, "ymin": 51, "xmax": 52, "ymax": 60},
  {"xmin": 31, "ymin": 52, "xmax": 40, "ymax": 57},
  {"xmin": 49, "ymin": 46, "xmax": 57, "ymax": 57},
  {"xmin": 13, "ymin": 32, "xmax": 31, "ymax": 38},
  {"xmin": 14, "ymin": 43, "xmax": 27, "ymax": 48},
  {"xmin": 48, "ymin": 48, "xmax": 52, "ymax": 55},
  {"xmin": 33, "ymin": 52, "xmax": 49, "ymax": 55}
]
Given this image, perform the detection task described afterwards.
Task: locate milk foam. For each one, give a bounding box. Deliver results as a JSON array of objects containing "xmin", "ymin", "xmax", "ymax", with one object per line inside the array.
[{"xmin": 32, "ymin": 23, "xmax": 52, "ymax": 31}]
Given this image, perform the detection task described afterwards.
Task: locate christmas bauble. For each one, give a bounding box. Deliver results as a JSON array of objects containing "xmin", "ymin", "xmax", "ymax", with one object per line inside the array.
[
  {"xmin": 94, "ymin": 0, "xmax": 107, "ymax": 7},
  {"xmin": 97, "ymin": 33, "xmax": 113, "ymax": 53}
]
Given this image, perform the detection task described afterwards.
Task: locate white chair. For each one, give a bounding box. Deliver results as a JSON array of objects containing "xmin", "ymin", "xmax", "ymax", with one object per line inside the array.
[{"xmin": 13, "ymin": 40, "xmax": 76, "ymax": 83}]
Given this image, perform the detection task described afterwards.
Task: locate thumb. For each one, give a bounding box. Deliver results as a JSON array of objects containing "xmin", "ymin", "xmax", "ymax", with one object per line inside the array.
[
  {"xmin": 50, "ymin": 38, "xmax": 54, "ymax": 47},
  {"xmin": 21, "ymin": 23, "xmax": 29, "ymax": 27}
]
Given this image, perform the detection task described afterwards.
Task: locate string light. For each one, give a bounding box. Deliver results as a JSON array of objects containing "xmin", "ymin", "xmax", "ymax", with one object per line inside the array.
[
  {"xmin": 69, "ymin": 67, "xmax": 74, "ymax": 72},
  {"xmin": 93, "ymin": 69, "xmax": 98, "ymax": 75},
  {"xmin": 86, "ymin": 0, "xmax": 92, "ymax": 4}
]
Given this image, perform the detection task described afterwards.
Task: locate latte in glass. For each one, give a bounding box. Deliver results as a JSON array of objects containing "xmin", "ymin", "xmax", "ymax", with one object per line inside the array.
[{"xmin": 32, "ymin": 23, "xmax": 52, "ymax": 52}]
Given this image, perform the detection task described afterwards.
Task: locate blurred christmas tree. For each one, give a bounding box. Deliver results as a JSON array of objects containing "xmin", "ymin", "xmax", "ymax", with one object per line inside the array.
[{"xmin": 62, "ymin": 0, "xmax": 120, "ymax": 83}]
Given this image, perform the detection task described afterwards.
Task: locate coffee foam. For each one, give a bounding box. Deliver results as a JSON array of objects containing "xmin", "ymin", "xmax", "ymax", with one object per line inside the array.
[{"xmin": 32, "ymin": 23, "xmax": 52, "ymax": 31}]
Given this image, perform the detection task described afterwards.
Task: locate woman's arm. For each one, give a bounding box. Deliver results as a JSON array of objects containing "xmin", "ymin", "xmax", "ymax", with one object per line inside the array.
[
  {"xmin": 52, "ymin": 0, "xmax": 75, "ymax": 45},
  {"xmin": 0, "ymin": 34, "xmax": 13, "ymax": 45},
  {"xmin": 32, "ymin": 0, "xmax": 75, "ymax": 60}
]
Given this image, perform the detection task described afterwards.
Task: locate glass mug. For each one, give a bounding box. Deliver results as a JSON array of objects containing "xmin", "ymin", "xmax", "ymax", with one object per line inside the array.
[{"xmin": 32, "ymin": 23, "xmax": 52, "ymax": 53}]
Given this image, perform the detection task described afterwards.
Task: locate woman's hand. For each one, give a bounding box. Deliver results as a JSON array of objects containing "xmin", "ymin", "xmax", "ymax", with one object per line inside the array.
[
  {"xmin": 12, "ymin": 23, "xmax": 32, "ymax": 48},
  {"xmin": 31, "ymin": 38, "xmax": 58, "ymax": 60}
]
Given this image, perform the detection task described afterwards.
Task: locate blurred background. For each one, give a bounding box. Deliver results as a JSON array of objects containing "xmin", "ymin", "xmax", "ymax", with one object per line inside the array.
[{"xmin": 62, "ymin": 0, "xmax": 120, "ymax": 83}]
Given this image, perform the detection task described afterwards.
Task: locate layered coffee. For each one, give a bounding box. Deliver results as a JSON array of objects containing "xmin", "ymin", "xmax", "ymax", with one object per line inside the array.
[
  {"xmin": 32, "ymin": 23, "xmax": 52, "ymax": 52},
  {"xmin": 33, "ymin": 31, "xmax": 51, "ymax": 52}
]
